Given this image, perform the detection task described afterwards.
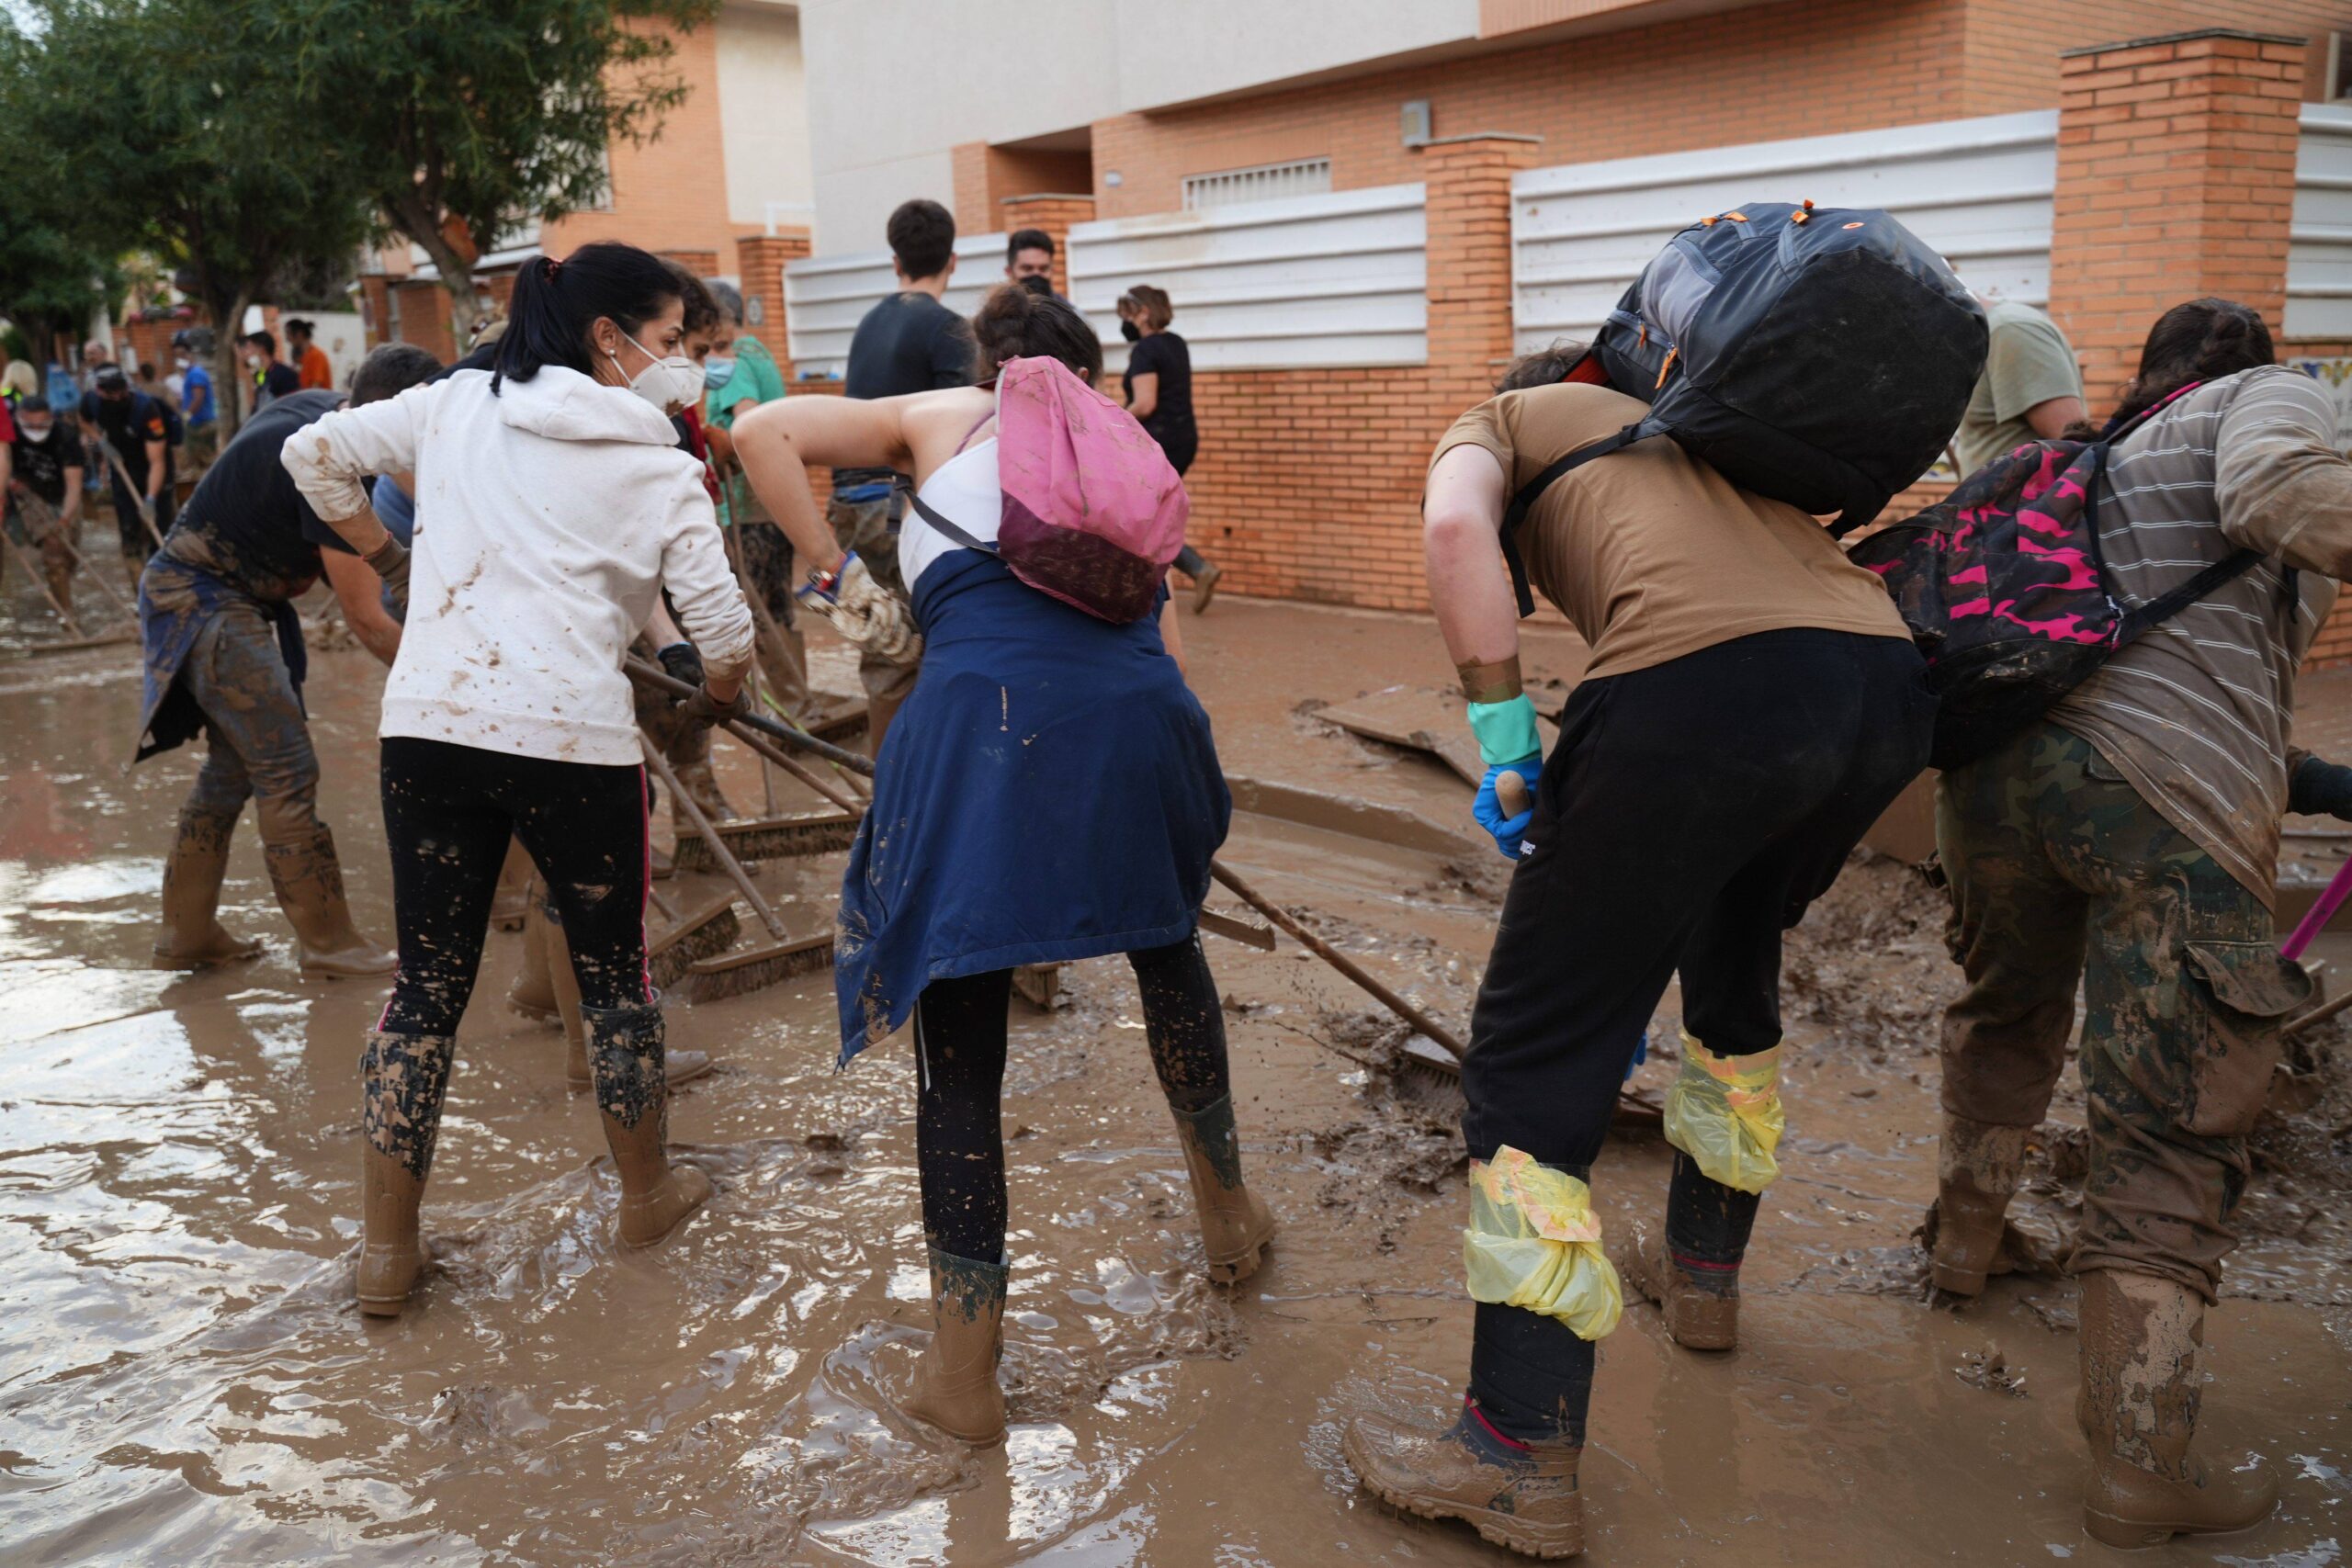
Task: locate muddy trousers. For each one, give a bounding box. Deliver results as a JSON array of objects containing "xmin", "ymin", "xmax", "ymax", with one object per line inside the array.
[
  {"xmin": 1937, "ymin": 722, "xmax": 2302, "ymax": 1300},
  {"xmin": 377, "ymin": 737, "xmax": 652, "ymax": 1036},
  {"xmin": 1460, "ymin": 629, "xmax": 1934, "ymax": 1443},
  {"xmin": 178, "ymin": 597, "xmax": 326, "ymax": 848},
  {"xmin": 912, "ymin": 934, "xmax": 1227, "ymax": 1260}
]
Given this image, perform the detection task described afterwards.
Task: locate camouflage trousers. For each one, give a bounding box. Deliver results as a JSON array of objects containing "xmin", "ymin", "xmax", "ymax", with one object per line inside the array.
[
  {"xmin": 825, "ymin": 491, "xmax": 921, "ymax": 757},
  {"xmin": 1937, "ymin": 722, "xmax": 2309, "ymax": 1300}
]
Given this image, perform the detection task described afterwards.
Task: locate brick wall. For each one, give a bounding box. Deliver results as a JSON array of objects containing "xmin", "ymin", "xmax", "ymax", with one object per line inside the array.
[
  {"xmin": 2046, "ymin": 28, "xmax": 2306, "ymax": 404},
  {"xmin": 998, "ymin": 195, "xmax": 1095, "ymax": 297},
  {"xmin": 953, "ymin": 141, "xmax": 1093, "ymax": 234},
  {"xmin": 735, "ymin": 231, "xmax": 811, "ymax": 370},
  {"xmin": 541, "ymin": 18, "xmax": 740, "ymax": 265}
]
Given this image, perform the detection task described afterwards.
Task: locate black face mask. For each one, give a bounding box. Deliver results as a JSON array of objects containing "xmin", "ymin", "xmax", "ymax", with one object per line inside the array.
[{"xmin": 1119, "ymin": 320, "xmax": 1141, "ymax": 343}]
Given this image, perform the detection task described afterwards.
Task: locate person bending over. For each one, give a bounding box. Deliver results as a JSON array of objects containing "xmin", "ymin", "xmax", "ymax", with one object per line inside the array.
[
  {"xmin": 282, "ymin": 241, "xmax": 755, "ymax": 1316},
  {"xmin": 133, "ymin": 344, "xmax": 442, "ymax": 977},
  {"xmin": 1341, "ymin": 344, "xmax": 1934, "ymax": 1559},
  {"xmin": 730, "ymin": 284, "xmax": 1271, "ymax": 1447},
  {"xmin": 1929, "ymin": 299, "xmax": 2352, "ymax": 1548}
]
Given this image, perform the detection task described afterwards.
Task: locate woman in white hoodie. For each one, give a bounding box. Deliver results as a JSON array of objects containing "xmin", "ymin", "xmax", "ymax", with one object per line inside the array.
[{"xmin": 281, "ymin": 242, "xmax": 757, "ymax": 1315}]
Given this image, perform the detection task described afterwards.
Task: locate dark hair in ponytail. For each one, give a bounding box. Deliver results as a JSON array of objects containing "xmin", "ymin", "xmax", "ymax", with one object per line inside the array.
[
  {"xmin": 970, "ymin": 283, "xmax": 1101, "ymax": 385},
  {"xmin": 2105, "ymin": 297, "xmax": 2276, "ymax": 428},
  {"xmin": 493, "ymin": 241, "xmax": 684, "ymax": 393}
]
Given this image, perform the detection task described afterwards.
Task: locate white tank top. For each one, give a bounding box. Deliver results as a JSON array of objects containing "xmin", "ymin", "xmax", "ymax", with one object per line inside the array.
[{"xmin": 898, "ymin": 436, "xmax": 1001, "ymax": 592}]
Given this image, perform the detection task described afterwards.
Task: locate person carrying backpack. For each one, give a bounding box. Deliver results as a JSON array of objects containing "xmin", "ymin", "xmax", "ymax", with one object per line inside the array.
[
  {"xmin": 1339, "ymin": 340, "xmax": 1938, "ymax": 1558},
  {"xmin": 729, "ymin": 284, "xmax": 1271, "ymax": 1450},
  {"xmin": 1919, "ymin": 299, "xmax": 2352, "ymax": 1548}
]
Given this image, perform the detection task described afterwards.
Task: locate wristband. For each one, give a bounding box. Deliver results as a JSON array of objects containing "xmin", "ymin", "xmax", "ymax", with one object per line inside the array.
[{"xmin": 1467, "ymin": 694, "xmax": 1542, "ymax": 767}]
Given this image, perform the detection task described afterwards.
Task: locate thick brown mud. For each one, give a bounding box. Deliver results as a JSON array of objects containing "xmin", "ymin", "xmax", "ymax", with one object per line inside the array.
[{"xmin": 3, "ymin": 577, "xmax": 2349, "ymax": 1564}]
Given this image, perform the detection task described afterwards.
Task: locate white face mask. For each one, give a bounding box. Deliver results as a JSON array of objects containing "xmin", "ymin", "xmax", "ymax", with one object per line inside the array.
[
  {"xmin": 607, "ymin": 329, "xmax": 704, "ymax": 415},
  {"xmin": 18, "ymin": 419, "xmax": 52, "ymax": 442}
]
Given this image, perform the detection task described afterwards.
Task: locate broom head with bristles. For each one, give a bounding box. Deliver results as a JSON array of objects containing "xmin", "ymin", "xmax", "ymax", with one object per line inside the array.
[
  {"xmin": 647, "ymin": 894, "xmax": 742, "ymax": 990},
  {"xmin": 673, "ymin": 809, "xmax": 861, "ymax": 873},
  {"xmin": 684, "ymin": 931, "xmax": 835, "ymax": 1002}
]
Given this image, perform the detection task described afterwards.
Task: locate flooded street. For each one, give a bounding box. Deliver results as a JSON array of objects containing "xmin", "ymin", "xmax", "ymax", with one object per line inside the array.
[{"xmin": 3, "ymin": 580, "xmax": 2348, "ymax": 1565}]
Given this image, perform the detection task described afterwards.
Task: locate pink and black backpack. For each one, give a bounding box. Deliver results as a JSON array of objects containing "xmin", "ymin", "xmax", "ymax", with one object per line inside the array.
[
  {"xmin": 1848, "ymin": 384, "xmax": 2265, "ymax": 770},
  {"xmin": 909, "ymin": 355, "xmax": 1188, "ymax": 624}
]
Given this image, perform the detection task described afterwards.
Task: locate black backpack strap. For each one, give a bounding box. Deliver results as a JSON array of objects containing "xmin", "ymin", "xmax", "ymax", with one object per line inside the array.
[
  {"xmin": 907, "ymin": 490, "xmax": 995, "ymax": 555},
  {"xmin": 1498, "ymin": 419, "xmax": 1654, "ymax": 617},
  {"xmin": 2114, "ymin": 549, "xmax": 2267, "ymax": 646}
]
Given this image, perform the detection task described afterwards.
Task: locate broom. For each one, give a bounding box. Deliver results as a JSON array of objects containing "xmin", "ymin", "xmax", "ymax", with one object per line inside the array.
[
  {"xmin": 645, "ymin": 882, "xmax": 741, "ymax": 990},
  {"xmin": 641, "ymin": 739, "xmax": 835, "ymax": 1000},
  {"xmin": 626, "ymin": 657, "xmax": 870, "ymax": 810},
  {"xmin": 672, "ymin": 807, "xmax": 861, "ymax": 871}
]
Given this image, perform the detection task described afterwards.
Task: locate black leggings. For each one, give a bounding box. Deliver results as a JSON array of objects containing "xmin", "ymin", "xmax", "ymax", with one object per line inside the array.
[
  {"xmin": 913, "ymin": 934, "xmax": 1227, "ymax": 1260},
  {"xmin": 1460, "ymin": 629, "xmax": 1932, "ymax": 1446},
  {"xmin": 379, "ymin": 736, "xmax": 651, "ymax": 1035}
]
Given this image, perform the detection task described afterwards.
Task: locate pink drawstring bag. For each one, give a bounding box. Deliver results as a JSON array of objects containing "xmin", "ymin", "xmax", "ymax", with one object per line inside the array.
[{"xmin": 910, "ymin": 355, "xmax": 1189, "ymax": 624}]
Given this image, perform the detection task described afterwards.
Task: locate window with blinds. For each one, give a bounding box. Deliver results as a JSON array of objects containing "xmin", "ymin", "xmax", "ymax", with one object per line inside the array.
[{"xmin": 1181, "ymin": 157, "xmax": 1332, "ymax": 210}]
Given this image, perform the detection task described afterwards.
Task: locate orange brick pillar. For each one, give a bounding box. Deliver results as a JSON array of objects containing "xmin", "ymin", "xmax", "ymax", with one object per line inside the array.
[
  {"xmin": 659, "ymin": 249, "xmax": 720, "ymax": 279},
  {"xmin": 999, "ymin": 194, "xmax": 1096, "ymax": 299},
  {"xmin": 735, "ymin": 231, "xmax": 812, "ymax": 377},
  {"xmin": 1419, "ymin": 134, "xmax": 1542, "ymax": 407},
  {"xmin": 2045, "ymin": 28, "xmax": 2306, "ymax": 408}
]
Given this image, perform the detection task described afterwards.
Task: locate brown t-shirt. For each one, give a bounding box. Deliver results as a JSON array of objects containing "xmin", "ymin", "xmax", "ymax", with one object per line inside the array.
[{"xmin": 1432, "ymin": 385, "xmax": 1908, "ymax": 681}]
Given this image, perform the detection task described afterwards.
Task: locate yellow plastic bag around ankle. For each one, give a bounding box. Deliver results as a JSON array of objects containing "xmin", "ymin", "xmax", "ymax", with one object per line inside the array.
[
  {"xmin": 1462, "ymin": 1146, "xmax": 1623, "ymax": 1340},
  {"xmin": 1661, "ymin": 1033, "xmax": 1784, "ymax": 1194}
]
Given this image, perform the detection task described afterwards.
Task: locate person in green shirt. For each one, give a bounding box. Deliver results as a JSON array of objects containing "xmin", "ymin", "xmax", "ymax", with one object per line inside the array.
[
  {"xmin": 1952, "ymin": 298, "xmax": 2086, "ymax": 473},
  {"xmin": 703, "ymin": 280, "xmax": 809, "ymax": 714}
]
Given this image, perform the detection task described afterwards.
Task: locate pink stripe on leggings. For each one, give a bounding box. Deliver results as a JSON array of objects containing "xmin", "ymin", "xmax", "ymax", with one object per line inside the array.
[{"xmin": 637, "ymin": 764, "xmax": 654, "ymax": 1002}]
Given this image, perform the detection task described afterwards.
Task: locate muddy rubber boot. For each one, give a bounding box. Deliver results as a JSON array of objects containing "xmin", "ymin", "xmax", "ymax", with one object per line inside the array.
[
  {"xmin": 2077, "ymin": 1269, "xmax": 2277, "ymax": 1549},
  {"xmin": 1170, "ymin": 1094, "xmax": 1276, "ymax": 1284},
  {"xmin": 582, "ymin": 1000, "xmax": 713, "ymax": 1248},
  {"xmin": 1191, "ymin": 561, "xmax": 1223, "ymax": 615},
  {"xmin": 42, "ymin": 544, "xmax": 76, "ymax": 622},
  {"xmin": 1929, "ymin": 1113, "xmax": 2030, "ymax": 1296},
  {"xmin": 264, "ymin": 825, "xmax": 397, "ymax": 977},
  {"xmin": 357, "ymin": 1029, "xmax": 456, "ymax": 1315},
  {"xmin": 487, "ymin": 840, "xmax": 535, "ymax": 931},
  {"xmin": 545, "ymin": 911, "xmax": 709, "ymax": 1093},
  {"xmin": 509, "ymin": 898, "xmax": 560, "ymax": 1023},
  {"xmin": 1615, "ymin": 1220, "xmax": 1737, "ymax": 1351},
  {"xmin": 904, "ymin": 1247, "xmax": 1009, "ymax": 1446},
  {"xmin": 1342, "ymin": 1408, "xmax": 1583, "ymax": 1560},
  {"xmin": 152, "ymin": 806, "xmax": 265, "ymax": 969},
  {"xmin": 670, "ymin": 758, "xmax": 738, "ymax": 825}
]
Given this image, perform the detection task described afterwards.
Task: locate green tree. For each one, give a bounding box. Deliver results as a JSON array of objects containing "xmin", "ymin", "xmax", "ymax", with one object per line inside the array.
[
  {"xmin": 280, "ymin": 0, "xmax": 721, "ymax": 344},
  {"xmin": 0, "ymin": 179, "xmax": 122, "ymax": 371},
  {"xmin": 6, "ymin": 0, "xmax": 373, "ymax": 432}
]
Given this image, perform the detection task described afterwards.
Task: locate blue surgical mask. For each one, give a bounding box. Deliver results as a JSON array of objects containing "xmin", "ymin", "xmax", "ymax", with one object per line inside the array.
[{"xmin": 703, "ymin": 355, "xmax": 735, "ymax": 390}]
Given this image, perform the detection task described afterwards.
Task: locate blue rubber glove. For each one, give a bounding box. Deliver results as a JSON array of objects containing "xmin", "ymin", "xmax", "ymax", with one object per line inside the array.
[{"xmin": 1474, "ymin": 756, "xmax": 1543, "ymax": 860}]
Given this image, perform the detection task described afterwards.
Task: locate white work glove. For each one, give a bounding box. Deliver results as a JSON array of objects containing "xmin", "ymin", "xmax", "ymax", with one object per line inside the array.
[{"xmin": 799, "ymin": 552, "xmax": 922, "ymax": 665}]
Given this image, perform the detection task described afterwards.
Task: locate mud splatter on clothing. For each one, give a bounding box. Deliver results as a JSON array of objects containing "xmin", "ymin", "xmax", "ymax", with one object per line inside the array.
[
  {"xmin": 585, "ymin": 1002, "xmax": 666, "ymax": 1134},
  {"xmin": 362, "ymin": 1030, "xmax": 457, "ymax": 1179}
]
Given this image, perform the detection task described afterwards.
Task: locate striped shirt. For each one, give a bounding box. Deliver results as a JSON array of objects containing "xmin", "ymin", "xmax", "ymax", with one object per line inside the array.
[{"xmin": 2050, "ymin": 367, "xmax": 2352, "ymax": 903}]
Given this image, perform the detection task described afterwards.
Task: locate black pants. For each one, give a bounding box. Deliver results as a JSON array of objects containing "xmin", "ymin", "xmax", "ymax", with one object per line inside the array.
[
  {"xmin": 379, "ymin": 736, "xmax": 651, "ymax": 1036},
  {"xmin": 913, "ymin": 935, "xmax": 1227, "ymax": 1261},
  {"xmin": 1463, "ymin": 628, "xmax": 1932, "ymax": 1166},
  {"xmin": 1157, "ymin": 429, "xmax": 1212, "ymax": 581},
  {"xmin": 110, "ymin": 468, "xmax": 174, "ymax": 559}
]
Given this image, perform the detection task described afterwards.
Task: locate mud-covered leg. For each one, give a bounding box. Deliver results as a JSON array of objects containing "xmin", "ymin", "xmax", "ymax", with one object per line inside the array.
[
  {"xmin": 583, "ymin": 1001, "xmax": 711, "ymax": 1247},
  {"xmin": 1133, "ymin": 934, "xmax": 1275, "ymax": 1284},
  {"xmin": 357, "ymin": 1028, "xmax": 456, "ymax": 1314},
  {"xmin": 153, "ymin": 735, "xmax": 264, "ymax": 969}
]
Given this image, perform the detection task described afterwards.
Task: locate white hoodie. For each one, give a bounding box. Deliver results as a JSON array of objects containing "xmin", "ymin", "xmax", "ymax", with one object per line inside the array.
[{"xmin": 283, "ymin": 366, "xmax": 754, "ymax": 767}]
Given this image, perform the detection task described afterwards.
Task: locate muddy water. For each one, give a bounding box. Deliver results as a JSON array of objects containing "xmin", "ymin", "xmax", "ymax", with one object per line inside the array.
[{"xmin": 4, "ymin": 581, "xmax": 2350, "ymax": 1565}]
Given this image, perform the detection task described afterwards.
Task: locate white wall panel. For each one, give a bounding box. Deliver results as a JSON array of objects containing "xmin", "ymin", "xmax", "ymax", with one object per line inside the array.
[
  {"xmin": 1066, "ymin": 184, "xmax": 1428, "ymax": 372},
  {"xmin": 784, "ymin": 233, "xmax": 1008, "ymax": 380},
  {"xmin": 1512, "ymin": 111, "xmax": 2057, "ymax": 353},
  {"xmin": 2288, "ymin": 105, "xmax": 2352, "ymax": 342}
]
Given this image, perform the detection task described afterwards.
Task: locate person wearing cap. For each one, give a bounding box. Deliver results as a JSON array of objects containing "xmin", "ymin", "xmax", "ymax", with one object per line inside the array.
[{"xmin": 80, "ymin": 363, "xmax": 175, "ymax": 593}]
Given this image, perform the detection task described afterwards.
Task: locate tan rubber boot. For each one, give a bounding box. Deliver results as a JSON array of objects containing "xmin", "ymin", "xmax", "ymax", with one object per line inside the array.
[
  {"xmin": 1615, "ymin": 1220, "xmax": 1736, "ymax": 1351},
  {"xmin": 904, "ymin": 1247, "xmax": 1009, "ymax": 1446},
  {"xmin": 41, "ymin": 540, "xmax": 76, "ymax": 622},
  {"xmin": 1342, "ymin": 1411, "xmax": 1583, "ymax": 1559},
  {"xmin": 1929, "ymin": 1113, "xmax": 2030, "ymax": 1295},
  {"xmin": 1191, "ymin": 561, "xmax": 1224, "ymax": 615},
  {"xmin": 544, "ymin": 910, "xmax": 709, "ymax": 1092},
  {"xmin": 263, "ymin": 825, "xmax": 397, "ymax": 977},
  {"xmin": 1170, "ymin": 1094, "xmax": 1276, "ymax": 1284},
  {"xmin": 153, "ymin": 806, "xmax": 265, "ymax": 969},
  {"xmin": 2077, "ymin": 1269, "xmax": 2277, "ymax": 1548},
  {"xmin": 357, "ymin": 1029, "xmax": 456, "ymax": 1315},
  {"xmin": 509, "ymin": 897, "xmax": 560, "ymax": 1024},
  {"xmin": 487, "ymin": 838, "xmax": 534, "ymax": 931},
  {"xmin": 582, "ymin": 1001, "xmax": 713, "ymax": 1247}
]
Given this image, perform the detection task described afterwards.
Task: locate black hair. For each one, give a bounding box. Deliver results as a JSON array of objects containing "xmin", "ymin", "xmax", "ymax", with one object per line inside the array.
[
  {"xmin": 243, "ymin": 330, "xmax": 277, "ymax": 357},
  {"xmin": 971, "ymin": 283, "xmax": 1100, "ymax": 385},
  {"xmin": 351, "ymin": 343, "xmax": 444, "ymax": 405},
  {"xmin": 285, "ymin": 318, "xmax": 313, "ymax": 341},
  {"xmin": 493, "ymin": 241, "xmax": 684, "ymax": 392},
  {"xmin": 666, "ymin": 262, "xmax": 720, "ymax": 337},
  {"xmin": 1007, "ymin": 227, "xmax": 1054, "ymax": 266},
  {"xmin": 888, "ymin": 198, "xmax": 957, "ymax": 280},
  {"xmin": 1497, "ymin": 339, "xmax": 1590, "ymax": 393},
  {"xmin": 2106, "ymin": 298, "xmax": 2277, "ymax": 429}
]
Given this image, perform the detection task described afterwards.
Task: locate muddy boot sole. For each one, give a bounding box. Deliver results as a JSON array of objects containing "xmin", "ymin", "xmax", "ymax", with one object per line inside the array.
[
  {"xmin": 1205, "ymin": 1211, "xmax": 1274, "ymax": 1286},
  {"xmin": 152, "ymin": 933, "xmax": 266, "ymax": 971},
  {"xmin": 2084, "ymin": 1505, "xmax": 2267, "ymax": 1551},
  {"xmin": 1340, "ymin": 1427, "xmax": 1584, "ymax": 1560}
]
